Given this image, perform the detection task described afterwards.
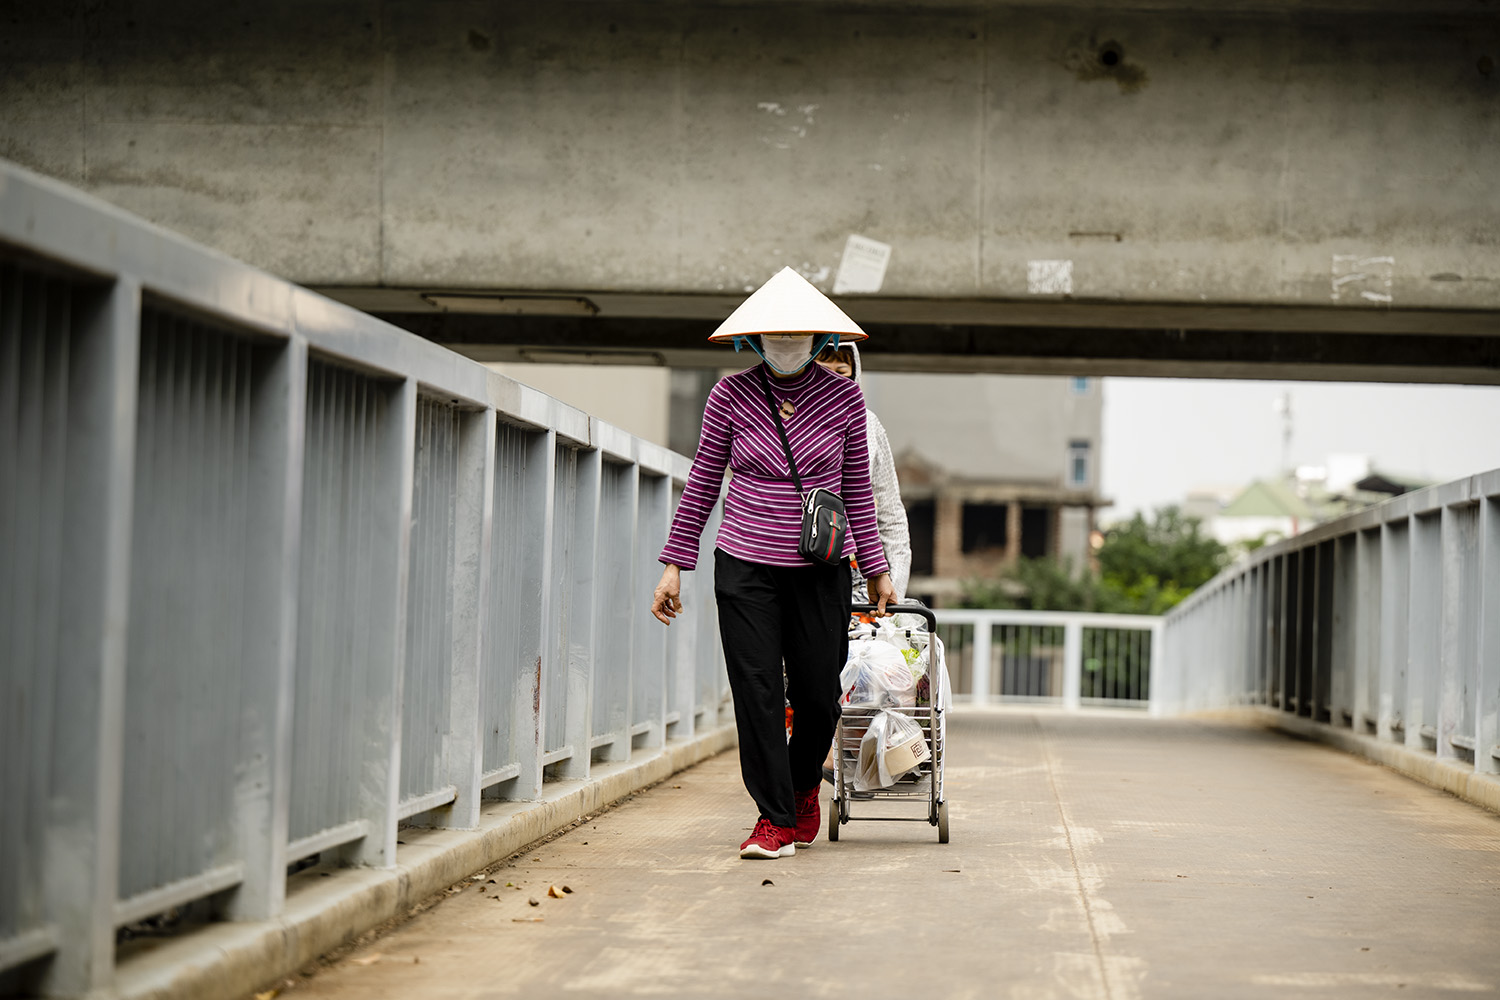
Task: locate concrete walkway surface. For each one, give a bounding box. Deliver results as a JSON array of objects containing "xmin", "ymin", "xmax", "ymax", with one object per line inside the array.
[{"xmin": 267, "ymin": 710, "xmax": 1500, "ymax": 1000}]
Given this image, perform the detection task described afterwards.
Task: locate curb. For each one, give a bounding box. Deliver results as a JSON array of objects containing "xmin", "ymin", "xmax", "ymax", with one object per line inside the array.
[
  {"xmin": 1249, "ymin": 708, "xmax": 1500, "ymax": 816},
  {"xmin": 113, "ymin": 724, "xmax": 738, "ymax": 1000}
]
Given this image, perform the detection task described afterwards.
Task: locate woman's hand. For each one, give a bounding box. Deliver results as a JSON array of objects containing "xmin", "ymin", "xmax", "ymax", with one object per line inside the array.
[
  {"xmin": 866, "ymin": 572, "xmax": 897, "ymax": 617},
  {"xmin": 652, "ymin": 564, "xmax": 684, "ymax": 625}
]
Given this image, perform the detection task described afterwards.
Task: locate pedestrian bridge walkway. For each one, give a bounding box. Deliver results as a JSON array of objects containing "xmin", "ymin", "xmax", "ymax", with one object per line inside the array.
[
  {"xmin": 262, "ymin": 710, "xmax": 1500, "ymax": 1000},
  {"xmin": 6, "ymin": 160, "xmax": 1500, "ymax": 1000}
]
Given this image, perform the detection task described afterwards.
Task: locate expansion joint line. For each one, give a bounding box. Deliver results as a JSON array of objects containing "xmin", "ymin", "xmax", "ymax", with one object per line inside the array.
[{"xmin": 1036, "ymin": 716, "xmax": 1114, "ymax": 1000}]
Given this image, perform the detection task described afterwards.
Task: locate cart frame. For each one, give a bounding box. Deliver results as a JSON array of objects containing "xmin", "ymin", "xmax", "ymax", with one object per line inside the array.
[{"xmin": 830, "ymin": 603, "xmax": 949, "ymax": 844}]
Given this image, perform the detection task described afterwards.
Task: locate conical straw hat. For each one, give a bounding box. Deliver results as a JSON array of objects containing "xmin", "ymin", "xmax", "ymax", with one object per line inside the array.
[{"xmin": 708, "ymin": 266, "xmax": 868, "ymax": 343}]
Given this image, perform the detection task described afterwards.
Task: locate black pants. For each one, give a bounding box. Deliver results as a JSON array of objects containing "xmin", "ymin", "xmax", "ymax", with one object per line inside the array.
[{"xmin": 714, "ymin": 548, "xmax": 851, "ymax": 828}]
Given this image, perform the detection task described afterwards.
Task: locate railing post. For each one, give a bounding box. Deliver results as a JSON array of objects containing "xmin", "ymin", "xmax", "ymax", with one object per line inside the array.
[
  {"xmin": 632, "ymin": 471, "xmax": 670, "ymax": 748},
  {"xmin": 1352, "ymin": 529, "xmax": 1377, "ymax": 733},
  {"xmin": 34, "ymin": 277, "xmax": 139, "ymax": 996},
  {"xmin": 1377, "ymin": 522, "xmax": 1407, "ymax": 743},
  {"xmin": 345, "ymin": 377, "xmax": 416, "ymax": 866},
  {"xmin": 971, "ymin": 616, "xmax": 992, "ymax": 705},
  {"xmin": 1148, "ymin": 620, "xmax": 1167, "ymax": 716},
  {"xmin": 1061, "ymin": 618, "xmax": 1083, "ymax": 711},
  {"xmin": 593, "ymin": 458, "xmax": 637, "ymax": 765},
  {"xmin": 1479, "ymin": 496, "xmax": 1500, "ymax": 774},
  {"xmin": 1407, "ymin": 513, "xmax": 1441, "ymax": 751},
  {"xmin": 435, "ymin": 408, "xmax": 494, "ymax": 828},
  {"xmin": 1437, "ymin": 504, "xmax": 1477, "ymax": 763},
  {"xmin": 223, "ymin": 334, "xmax": 306, "ymax": 919},
  {"xmin": 513, "ymin": 428, "xmax": 557, "ymax": 799},
  {"xmin": 556, "ymin": 446, "xmax": 601, "ymax": 779}
]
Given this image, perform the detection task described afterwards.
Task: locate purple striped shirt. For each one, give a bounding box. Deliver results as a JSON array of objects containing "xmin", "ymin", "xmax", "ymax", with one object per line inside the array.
[{"xmin": 660, "ymin": 362, "xmax": 890, "ymax": 576}]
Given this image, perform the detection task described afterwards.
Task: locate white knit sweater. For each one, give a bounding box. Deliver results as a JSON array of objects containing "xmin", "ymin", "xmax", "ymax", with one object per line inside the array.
[{"xmin": 847, "ymin": 345, "xmax": 911, "ymax": 600}]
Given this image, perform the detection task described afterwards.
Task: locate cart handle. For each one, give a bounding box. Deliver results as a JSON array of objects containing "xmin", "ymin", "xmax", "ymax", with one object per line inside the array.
[{"xmin": 850, "ymin": 603, "xmax": 937, "ymax": 632}]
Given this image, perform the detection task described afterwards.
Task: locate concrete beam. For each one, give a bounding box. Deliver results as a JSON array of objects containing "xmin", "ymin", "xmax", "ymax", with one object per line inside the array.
[
  {"xmin": 1, "ymin": 1, "xmax": 1495, "ymax": 374},
  {"xmin": 376, "ymin": 311, "xmax": 1500, "ymax": 385}
]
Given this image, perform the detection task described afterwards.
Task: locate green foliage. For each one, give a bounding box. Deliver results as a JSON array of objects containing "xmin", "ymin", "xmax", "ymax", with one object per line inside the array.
[{"xmin": 959, "ymin": 505, "xmax": 1229, "ymax": 615}]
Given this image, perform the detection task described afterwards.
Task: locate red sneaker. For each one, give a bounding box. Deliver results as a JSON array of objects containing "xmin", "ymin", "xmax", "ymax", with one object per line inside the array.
[
  {"xmin": 792, "ymin": 788, "xmax": 820, "ymax": 848},
  {"xmin": 739, "ymin": 817, "xmax": 796, "ymax": 859}
]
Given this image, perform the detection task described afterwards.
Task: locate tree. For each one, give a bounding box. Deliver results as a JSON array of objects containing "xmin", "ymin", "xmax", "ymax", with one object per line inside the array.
[{"xmin": 959, "ymin": 505, "xmax": 1228, "ymax": 615}]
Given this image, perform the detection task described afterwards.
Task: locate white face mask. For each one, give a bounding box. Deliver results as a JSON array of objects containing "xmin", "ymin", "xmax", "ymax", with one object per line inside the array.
[{"xmin": 759, "ymin": 335, "xmax": 815, "ymax": 375}]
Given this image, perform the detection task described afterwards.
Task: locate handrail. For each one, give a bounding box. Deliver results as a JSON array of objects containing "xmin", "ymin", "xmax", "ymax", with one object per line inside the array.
[
  {"xmin": 931, "ymin": 608, "xmax": 1163, "ymax": 712},
  {"xmin": 0, "ymin": 159, "xmax": 728, "ymax": 994},
  {"xmin": 1158, "ymin": 466, "xmax": 1500, "ymax": 784}
]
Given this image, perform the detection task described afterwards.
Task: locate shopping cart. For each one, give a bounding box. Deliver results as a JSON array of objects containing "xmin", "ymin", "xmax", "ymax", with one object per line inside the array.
[{"xmin": 829, "ymin": 603, "xmax": 948, "ymax": 844}]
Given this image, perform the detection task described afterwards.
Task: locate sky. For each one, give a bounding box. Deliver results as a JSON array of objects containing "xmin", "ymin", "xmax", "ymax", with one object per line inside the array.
[{"xmin": 1100, "ymin": 379, "xmax": 1500, "ymax": 521}]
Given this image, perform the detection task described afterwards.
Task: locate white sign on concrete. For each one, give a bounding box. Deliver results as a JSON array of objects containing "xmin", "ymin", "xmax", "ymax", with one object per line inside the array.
[
  {"xmin": 1330, "ymin": 254, "xmax": 1394, "ymax": 304},
  {"xmin": 832, "ymin": 234, "xmax": 892, "ymax": 294},
  {"xmin": 1027, "ymin": 259, "xmax": 1074, "ymax": 295}
]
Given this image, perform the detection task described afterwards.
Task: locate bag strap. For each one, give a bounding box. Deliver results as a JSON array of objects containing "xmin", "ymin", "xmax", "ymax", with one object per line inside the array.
[{"xmin": 755, "ymin": 365, "xmax": 805, "ymax": 496}]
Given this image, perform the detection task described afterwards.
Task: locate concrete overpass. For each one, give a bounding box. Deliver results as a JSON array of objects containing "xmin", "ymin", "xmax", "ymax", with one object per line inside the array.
[{"xmin": 2, "ymin": 1, "xmax": 1497, "ymax": 381}]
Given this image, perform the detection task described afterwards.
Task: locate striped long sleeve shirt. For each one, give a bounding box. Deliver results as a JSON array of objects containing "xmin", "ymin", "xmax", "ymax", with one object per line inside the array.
[{"xmin": 660, "ymin": 362, "xmax": 890, "ymax": 577}]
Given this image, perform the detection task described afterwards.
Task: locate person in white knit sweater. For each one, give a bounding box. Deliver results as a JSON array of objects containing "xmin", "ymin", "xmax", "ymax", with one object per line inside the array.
[{"xmin": 814, "ymin": 340, "xmax": 912, "ymax": 602}]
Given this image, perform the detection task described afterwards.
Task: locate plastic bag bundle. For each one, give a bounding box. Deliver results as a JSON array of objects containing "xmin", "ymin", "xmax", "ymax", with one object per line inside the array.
[
  {"xmin": 840, "ymin": 638, "xmax": 915, "ymax": 708},
  {"xmin": 854, "ymin": 709, "xmax": 930, "ymax": 790}
]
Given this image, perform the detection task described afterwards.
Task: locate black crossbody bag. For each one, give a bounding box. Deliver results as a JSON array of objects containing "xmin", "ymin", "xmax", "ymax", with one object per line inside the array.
[{"xmin": 756, "ymin": 367, "xmax": 849, "ymax": 567}]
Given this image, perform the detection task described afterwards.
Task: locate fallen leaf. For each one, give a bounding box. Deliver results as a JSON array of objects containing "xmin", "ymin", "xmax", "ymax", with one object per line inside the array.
[
  {"xmin": 561, "ymin": 886, "xmax": 573, "ymax": 894},
  {"xmin": 512, "ymin": 917, "xmax": 544, "ymax": 923},
  {"xmin": 761, "ymin": 879, "xmax": 774, "ymax": 886},
  {"xmin": 254, "ymin": 990, "xmax": 280, "ymax": 1000},
  {"xmin": 350, "ymin": 953, "xmax": 382, "ymax": 967},
  {"xmin": 505, "ymin": 882, "xmax": 514, "ymax": 887},
  {"xmin": 672, "ymin": 784, "xmax": 682, "ymax": 789},
  {"xmin": 487, "ymin": 879, "xmax": 496, "ymax": 884},
  {"xmin": 528, "ymin": 897, "xmax": 540, "ymax": 906},
  {"xmin": 547, "ymin": 885, "xmax": 566, "ymax": 898},
  {"xmin": 942, "ymin": 869, "xmax": 961, "ymax": 873}
]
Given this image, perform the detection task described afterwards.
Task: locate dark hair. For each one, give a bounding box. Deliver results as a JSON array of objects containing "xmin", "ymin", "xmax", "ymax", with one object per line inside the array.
[{"xmin": 816, "ymin": 344, "xmax": 853, "ymax": 363}]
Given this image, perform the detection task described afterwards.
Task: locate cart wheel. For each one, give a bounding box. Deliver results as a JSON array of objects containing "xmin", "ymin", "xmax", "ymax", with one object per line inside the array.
[
  {"xmin": 937, "ymin": 801, "xmax": 950, "ymax": 844},
  {"xmin": 839, "ymin": 795, "xmax": 850, "ymax": 823},
  {"xmin": 828, "ymin": 801, "xmax": 840, "ymax": 842}
]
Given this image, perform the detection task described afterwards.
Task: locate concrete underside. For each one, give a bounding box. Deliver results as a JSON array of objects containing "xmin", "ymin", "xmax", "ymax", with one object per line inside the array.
[
  {"xmin": 253, "ymin": 710, "xmax": 1500, "ymax": 1000},
  {"xmin": 106, "ymin": 725, "xmax": 736, "ymax": 1000},
  {"xmin": 2, "ymin": 2, "xmax": 1497, "ymax": 381}
]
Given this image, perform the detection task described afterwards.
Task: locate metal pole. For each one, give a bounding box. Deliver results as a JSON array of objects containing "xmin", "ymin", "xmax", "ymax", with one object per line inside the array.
[
  {"xmin": 1062, "ymin": 618, "xmax": 1082, "ymax": 711},
  {"xmin": 971, "ymin": 616, "xmax": 992, "ymax": 706},
  {"xmin": 224, "ymin": 334, "xmax": 306, "ymax": 919},
  {"xmin": 39, "ymin": 278, "xmax": 140, "ymax": 995}
]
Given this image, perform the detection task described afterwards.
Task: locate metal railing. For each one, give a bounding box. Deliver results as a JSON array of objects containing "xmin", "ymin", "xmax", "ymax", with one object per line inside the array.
[
  {"xmin": 0, "ymin": 161, "xmax": 728, "ymax": 994},
  {"xmin": 1159, "ymin": 469, "xmax": 1500, "ymax": 775},
  {"xmin": 933, "ymin": 610, "xmax": 1163, "ymax": 711}
]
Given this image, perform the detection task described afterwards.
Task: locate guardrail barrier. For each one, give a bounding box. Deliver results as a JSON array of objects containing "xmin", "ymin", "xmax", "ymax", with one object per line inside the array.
[
  {"xmin": 933, "ymin": 609, "xmax": 1163, "ymax": 710},
  {"xmin": 0, "ymin": 162, "xmax": 727, "ymax": 995},
  {"xmin": 1159, "ymin": 470, "xmax": 1500, "ymax": 772}
]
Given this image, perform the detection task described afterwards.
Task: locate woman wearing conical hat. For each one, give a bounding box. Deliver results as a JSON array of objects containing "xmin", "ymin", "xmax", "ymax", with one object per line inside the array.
[{"xmin": 651, "ymin": 267, "xmax": 897, "ymax": 860}]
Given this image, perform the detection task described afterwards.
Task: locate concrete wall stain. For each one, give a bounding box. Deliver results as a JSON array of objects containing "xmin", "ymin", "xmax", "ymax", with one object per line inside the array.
[{"xmin": 1062, "ymin": 36, "xmax": 1148, "ymax": 94}]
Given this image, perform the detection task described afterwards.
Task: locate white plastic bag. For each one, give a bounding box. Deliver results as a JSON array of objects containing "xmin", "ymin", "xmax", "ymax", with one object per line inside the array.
[
  {"xmin": 840, "ymin": 639, "xmax": 915, "ymax": 708},
  {"xmin": 854, "ymin": 709, "xmax": 929, "ymax": 790}
]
